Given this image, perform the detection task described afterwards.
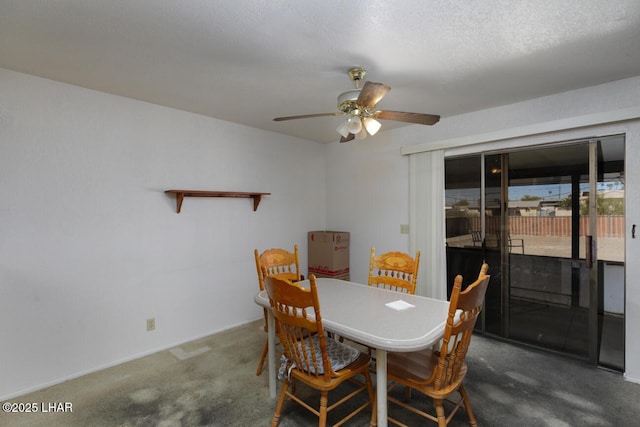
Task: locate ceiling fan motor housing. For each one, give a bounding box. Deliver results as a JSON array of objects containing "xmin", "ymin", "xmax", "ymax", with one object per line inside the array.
[{"xmin": 337, "ymin": 89, "xmax": 361, "ymax": 113}]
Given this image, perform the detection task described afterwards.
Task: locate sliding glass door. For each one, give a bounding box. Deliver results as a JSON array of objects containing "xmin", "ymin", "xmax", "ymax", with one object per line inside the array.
[{"xmin": 445, "ymin": 136, "xmax": 625, "ymax": 369}]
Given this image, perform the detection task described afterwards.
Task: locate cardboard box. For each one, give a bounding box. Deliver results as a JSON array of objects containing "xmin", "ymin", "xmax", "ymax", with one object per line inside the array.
[{"xmin": 308, "ymin": 231, "xmax": 350, "ymax": 280}]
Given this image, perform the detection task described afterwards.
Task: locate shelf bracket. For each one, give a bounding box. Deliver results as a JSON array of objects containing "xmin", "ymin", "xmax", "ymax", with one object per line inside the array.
[
  {"xmin": 174, "ymin": 192, "xmax": 185, "ymax": 213},
  {"xmin": 252, "ymin": 194, "xmax": 263, "ymax": 211}
]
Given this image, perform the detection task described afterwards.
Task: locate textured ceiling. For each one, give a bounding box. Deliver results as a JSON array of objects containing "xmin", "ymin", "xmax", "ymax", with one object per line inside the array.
[{"xmin": 2, "ymin": 1, "xmax": 640, "ymax": 143}]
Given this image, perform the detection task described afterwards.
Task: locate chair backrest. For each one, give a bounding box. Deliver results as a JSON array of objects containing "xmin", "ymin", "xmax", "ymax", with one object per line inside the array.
[
  {"xmin": 368, "ymin": 247, "xmax": 421, "ymax": 294},
  {"xmin": 254, "ymin": 245, "xmax": 301, "ymax": 291},
  {"xmin": 434, "ymin": 263, "xmax": 490, "ymax": 391},
  {"xmin": 264, "ymin": 275, "xmax": 334, "ymax": 381}
]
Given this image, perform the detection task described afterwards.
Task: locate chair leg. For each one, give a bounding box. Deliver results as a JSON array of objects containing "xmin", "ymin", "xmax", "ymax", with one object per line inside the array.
[
  {"xmin": 434, "ymin": 399, "xmax": 447, "ymax": 427},
  {"xmin": 363, "ymin": 370, "xmax": 376, "ymax": 427},
  {"xmin": 458, "ymin": 384, "xmax": 478, "ymax": 427},
  {"xmin": 272, "ymin": 378, "xmax": 289, "ymax": 427},
  {"xmin": 403, "ymin": 385, "xmax": 411, "ymax": 402},
  {"xmin": 319, "ymin": 390, "xmax": 328, "ymax": 427},
  {"xmin": 256, "ymin": 339, "xmax": 268, "ymax": 376},
  {"xmin": 369, "ymin": 392, "xmax": 377, "ymax": 427}
]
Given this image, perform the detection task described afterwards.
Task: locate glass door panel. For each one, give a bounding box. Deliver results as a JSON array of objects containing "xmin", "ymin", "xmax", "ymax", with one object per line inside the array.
[
  {"xmin": 483, "ymin": 154, "xmax": 503, "ymax": 336},
  {"xmin": 444, "ymin": 155, "xmax": 503, "ymax": 332},
  {"xmin": 445, "ymin": 156, "xmax": 482, "ymax": 252},
  {"xmin": 444, "ymin": 156, "xmax": 485, "ymax": 298},
  {"xmin": 506, "ymin": 143, "xmax": 591, "ymax": 357}
]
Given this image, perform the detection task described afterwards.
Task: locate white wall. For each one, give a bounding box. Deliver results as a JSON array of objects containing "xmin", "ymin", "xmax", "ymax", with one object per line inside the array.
[
  {"xmin": 325, "ymin": 76, "xmax": 640, "ymax": 382},
  {"xmin": 325, "ymin": 133, "xmax": 412, "ymax": 285},
  {"xmin": 0, "ymin": 69, "xmax": 326, "ymax": 399}
]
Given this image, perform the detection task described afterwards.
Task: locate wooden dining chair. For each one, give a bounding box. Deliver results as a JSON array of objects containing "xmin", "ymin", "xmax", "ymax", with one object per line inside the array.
[
  {"xmin": 358, "ymin": 247, "xmax": 422, "ymax": 352},
  {"xmin": 383, "ymin": 263, "xmax": 490, "ymax": 427},
  {"xmin": 368, "ymin": 247, "xmax": 421, "ymax": 294},
  {"xmin": 254, "ymin": 245, "xmax": 302, "ymax": 376},
  {"xmin": 264, "ymin": 275, "xmax": 375, "ymax": 427}
]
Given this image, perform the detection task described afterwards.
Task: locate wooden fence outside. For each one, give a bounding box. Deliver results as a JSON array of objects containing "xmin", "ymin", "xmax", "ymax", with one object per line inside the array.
[{"xmin": 463, "ymin": 215, "xmax": 625, "ymax": 238}]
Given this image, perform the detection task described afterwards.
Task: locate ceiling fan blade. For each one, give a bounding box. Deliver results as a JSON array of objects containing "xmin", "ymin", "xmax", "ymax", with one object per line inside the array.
[
  {"xmin": 273, "ymin": 112, "xmax": 342, "ymax": 121},
  {"xmin": 373, "ymin": 110, "xmax": 440, "ymax": 125},
  {"xmin": 340, "ymin": 133, "xmax": 355, "ymax": 143},
  {"xmin": 357, "ymin": 81, "xmax": 391, "ymax": 110}
]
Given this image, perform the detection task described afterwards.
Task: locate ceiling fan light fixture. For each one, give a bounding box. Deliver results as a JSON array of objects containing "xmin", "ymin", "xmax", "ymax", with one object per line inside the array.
[
  {"xmin": 356, "ymin": 126, "xmax": 368, "ymax": 140},
  {"xmin": 362, "ymin": 117, "xmax": 382, "ymax": 136},
  {"xmin": 347, "ymin": 116, "xmax": 363, "ymax": 134},
  {"xmin": 336, "ymin": 119, "xmax": 350, "ymax": 138}
]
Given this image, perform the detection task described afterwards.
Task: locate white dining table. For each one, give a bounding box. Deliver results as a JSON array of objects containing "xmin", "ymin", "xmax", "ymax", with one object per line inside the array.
[{"xmin": 254, "ymin": 277, "xmax": 451, "ymax": 427}]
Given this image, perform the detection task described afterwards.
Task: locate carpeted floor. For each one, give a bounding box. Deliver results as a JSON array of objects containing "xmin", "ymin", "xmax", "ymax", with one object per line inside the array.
[{"xmin": 2, "ymin": 320, "xmax": 639, "ymax": 426}]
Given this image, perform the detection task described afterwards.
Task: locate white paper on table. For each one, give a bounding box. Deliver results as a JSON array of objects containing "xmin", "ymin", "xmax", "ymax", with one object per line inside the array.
[{"xmin": 385, "ymin": 299, "xmax": 415, "ymax": 311}]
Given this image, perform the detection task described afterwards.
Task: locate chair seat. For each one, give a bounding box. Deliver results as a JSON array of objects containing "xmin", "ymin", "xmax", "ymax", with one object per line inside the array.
[
  {"xmin": 279, "ymin": 335, "xmax": 361, "ymax": 378},
  {"xmin": 388, "ymin": 348, "xmax": 437, "ymax": 382},
  {"xmin": 290, "ymin": 352, "xmax": 372, "ymax": 391},
  {"xmin": 388, "ymin": 349, "xmax": 469, "ymax": 396}
]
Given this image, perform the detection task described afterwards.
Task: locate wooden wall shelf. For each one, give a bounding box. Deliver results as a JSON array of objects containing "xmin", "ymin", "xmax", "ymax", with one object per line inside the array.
[{"xmin": 165, "ymin": 190, "xmax": 270, "ymax": 213}]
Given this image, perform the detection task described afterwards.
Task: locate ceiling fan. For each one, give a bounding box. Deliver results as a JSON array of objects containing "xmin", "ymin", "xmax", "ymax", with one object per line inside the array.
[{"xmin": 273, "ymin": 67, "xmax": 440, "ymax": 142}]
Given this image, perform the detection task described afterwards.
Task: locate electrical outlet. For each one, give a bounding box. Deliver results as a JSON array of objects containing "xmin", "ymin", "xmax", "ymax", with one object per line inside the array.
[
  {"xmin": 400, "ymin": 224, "xmax": 409, "ymax": 234},
  {"xmin": 146, "ymin": 318, "xmax": 156, "ymax": 331}
]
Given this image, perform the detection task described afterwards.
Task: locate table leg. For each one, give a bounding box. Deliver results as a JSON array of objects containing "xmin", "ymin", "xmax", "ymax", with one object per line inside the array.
[
  {"xmin": 267, "ymin": 308, "xmax": 276, "ymax": 398},
  {"xmin": 376, "ymin": 348, "xmax": 388, "ymax": 427}
]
